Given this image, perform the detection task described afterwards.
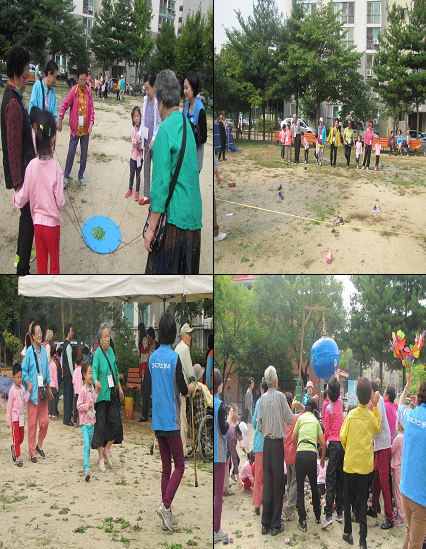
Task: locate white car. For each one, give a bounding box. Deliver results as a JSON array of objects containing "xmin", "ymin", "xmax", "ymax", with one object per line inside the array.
[
  {"xmin": 280, "ymin": 117, "xmax": 316, "ymax": 133},
  {"xmin": 29, "ymin": 64, "xmax": 36, "ymax": 75}
]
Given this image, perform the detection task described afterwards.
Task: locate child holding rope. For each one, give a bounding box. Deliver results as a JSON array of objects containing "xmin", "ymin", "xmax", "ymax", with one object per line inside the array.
[
  {"xmin": 125, "ymin": 106, "xmax": 143, "ymax": 201},
  {"xmin": 13, "ymin": 110, "xmax": 64, "ymax": 274}
]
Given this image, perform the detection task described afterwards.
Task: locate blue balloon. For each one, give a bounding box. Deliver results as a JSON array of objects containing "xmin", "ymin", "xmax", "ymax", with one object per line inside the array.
[{"xmin": 310, "ymin": 337, "xmax": 340, "ymax": 380}]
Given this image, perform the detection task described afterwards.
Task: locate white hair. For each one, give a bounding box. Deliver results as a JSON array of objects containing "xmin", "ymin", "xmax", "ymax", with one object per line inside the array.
[
  {"xmin": 264, "ymin": 365, "xmax": 277, "ymax": 388},
  {"xmin": 98, "ymin": 322, "xmax": 110, "ymax": 340},
  {"xmin": 292, "ymin": 114, "xmax": 297, "ymax": 118}
]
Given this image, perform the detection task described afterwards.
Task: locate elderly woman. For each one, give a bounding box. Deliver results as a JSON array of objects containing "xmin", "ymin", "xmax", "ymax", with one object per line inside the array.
[
  {"xmin": 183, "ymin": 71, "xmax": 207, "ymax": 172},
  {"xmin": 290, "ymin": 114, "xmax": 302, "ymax": 164},
  {"xmin": 57, "ymin": 63, "xmax": 94, "ymax": 187},
  {"xmin": 1, "ymin": 46, "xmax": 36, "ymax": 274},
  {"xmin": 327, "ymin": 118, "xmax": 341, "ymax": 167},
  {"xmin": 397, "ymin": 371, "xmax": 426, "ymax": 549},
  {"xmin": 257, "ymin": 365, "xmax": 294, "ymax": 537},
  {"xmin": 144, "ymin": 69, "xmax": 202, "ymax": 274},
  {"xmin": 292, "ymin": 397, "xmax": 326, "ymax": 532},
  {"xmin": 22, "ymin": 322, "xmax": 53, "ymax": 462},
  {"xmin": 91, "ymin": 323, "xmax": 124, "ymax": 472},
  {"xmin": 149, "ymin": 313, "xmax": 195, "ymax": 531},
  {"xmin": 343, "ymin": 120, "xmax": 354, "ymax": 169}
]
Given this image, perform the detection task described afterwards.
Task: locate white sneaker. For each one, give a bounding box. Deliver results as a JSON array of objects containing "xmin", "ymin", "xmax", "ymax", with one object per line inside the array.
[
  {"xmin": 214, "ymin": 528, "xmax": 228, "ymax": 544},
  {"xmin": 366, "ymin": 167, "xmax": 369, "ymax": 171},
  {"xmin": 214, "ymin": 231, "xmax": 227, "ymax": 242},
  {"xmin": 157, "ymin": 502, "xmax": 178, "ymax": 531}
]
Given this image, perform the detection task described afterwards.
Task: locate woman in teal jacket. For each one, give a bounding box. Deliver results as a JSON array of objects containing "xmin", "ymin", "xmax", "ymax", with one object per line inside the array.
[
  {"xmin": 317, "ymin": 118, "xmax": 327, "ymax": 166},
  {"xmin": 397, "ymin": 130, "xmax": 404, "ymax": 155},
  {"xmin": 22, "ymin": 322, "xmax": 53, "ymax": 462}
]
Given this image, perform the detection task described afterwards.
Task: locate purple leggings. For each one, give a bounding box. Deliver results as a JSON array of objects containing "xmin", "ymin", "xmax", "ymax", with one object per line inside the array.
[
  {"xmin": 157, "ymin": 434, "xmax": 185, "ymax": 509},
  {"xmin": 214, "ymin": 462, "xmax": 226, "ymax": 533}
]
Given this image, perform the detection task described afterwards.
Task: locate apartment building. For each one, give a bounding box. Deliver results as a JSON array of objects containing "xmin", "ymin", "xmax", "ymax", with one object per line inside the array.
[{"xmin": 283, "ymin": 0, "xmax": 421, "ymax": 134}]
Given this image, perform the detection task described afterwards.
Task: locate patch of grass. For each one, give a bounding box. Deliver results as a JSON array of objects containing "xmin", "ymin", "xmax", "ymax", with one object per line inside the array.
[
  {"xmin": 50, "ymin": 504, "xmax": 59, "ymax": 510},
  {"xmin": 116, "ymin": 478, "xmax": 127, "ymax": 485},
  {"xmin": 187, "ymin": 542, "xmax": 198, "ymax": 547},
  {"xmin": 58, "ymin": 508, "xmax": 70, "ymax": 515},
  {"xmin": 133, "ymin": 522, "xmax": 141, "ymax": 531},
  {"xmin": 238, "ymin": 242, "xmax": 249, "ymax": 249},
  {"xmin": 43, "ymin": 513, "xmax": 51, "ymax": 517},
  {"xmin": 74, "ymin": 526, "xmax": 87, "ymax": 533},
  {"xmin": 240, "ymin": 256, "xmax": 249, "ymax": 263},
  {"xmin": 25, "ymin": 479, "xmax": 37, "ymax": 488},
  {"xmin": 120, "ymin": 519, "xmax": 130, "ymax": 529}
]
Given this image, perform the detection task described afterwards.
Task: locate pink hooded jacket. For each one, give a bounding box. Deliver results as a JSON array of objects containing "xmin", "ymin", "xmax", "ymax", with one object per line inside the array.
[
  {"xmin": 59, "ymin": 84, "xmax": 94, "ymax": 137},
  {"xmin": 77, "ymin": 384, "xmax": 98, "ymax": 425}
]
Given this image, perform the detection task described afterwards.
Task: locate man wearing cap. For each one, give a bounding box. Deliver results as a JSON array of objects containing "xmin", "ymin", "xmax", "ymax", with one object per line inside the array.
[
  {"xmin": 343, "ymin": 120, "xmax": 354, "ymax": 169},
  {"xmin": 302, "ymin": 381, "xmax": 314, "ymax": 406},
  {"xmin": 362, "ymin": 121, "xmax": 374, "ymax": 170},
  {"xmin": 175, "ymin": 323, "xmax": 197, "ymax": 462},
  {"xmin": 291, "ymin": 114, "xmax": 302, "ymax": 164}
]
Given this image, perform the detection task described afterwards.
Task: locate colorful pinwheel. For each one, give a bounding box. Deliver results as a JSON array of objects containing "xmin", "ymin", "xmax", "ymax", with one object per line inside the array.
[{"xmin": 389, "ymin": 329, "xmax": 425, "ymax": 372}]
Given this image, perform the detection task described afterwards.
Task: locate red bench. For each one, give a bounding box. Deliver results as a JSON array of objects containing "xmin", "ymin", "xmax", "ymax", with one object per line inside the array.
[{"xmin": 121, "ymin": 368, "xmax": 141, "ymax": 401}]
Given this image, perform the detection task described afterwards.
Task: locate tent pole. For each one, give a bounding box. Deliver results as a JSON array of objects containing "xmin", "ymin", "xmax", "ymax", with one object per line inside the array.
[
  {"xmin": 180, "ymin": 295, "xmax": 186, "ymax": 330},
  {"xmin": 89, "ymin": 299, "xmax": 92, "ymax": 355},
  {"xmin": 19, "ymin": 294, "xmax": 21, "ymax": 364}
]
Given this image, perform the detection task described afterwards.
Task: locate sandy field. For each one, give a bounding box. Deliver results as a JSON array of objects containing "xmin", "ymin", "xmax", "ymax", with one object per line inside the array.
[
  {"xmin": 214, "ymin": 143, "xmax": 426, "ymax": 273},
  {"xmin": 219, "ymin": 445, "xmax": 405, "ymax": 549},
  {"xmin": 0, "ymin": 395, "xmax": 213, "ymax": 549},
  {"xmin": 0, "ymin": 84, "xmax": 212, "ymax": 274}
]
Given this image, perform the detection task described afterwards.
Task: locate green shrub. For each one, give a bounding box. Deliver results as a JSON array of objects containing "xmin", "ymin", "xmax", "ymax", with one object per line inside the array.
[{"xmin": 255, "ymin": 119, "xmax": 278, "ymax": 132}]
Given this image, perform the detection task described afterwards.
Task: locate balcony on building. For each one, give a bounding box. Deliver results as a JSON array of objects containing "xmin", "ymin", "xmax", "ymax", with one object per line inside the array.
[{"xmin": 367, "ymin": 1, "xmax": 381, "ymax": 24}]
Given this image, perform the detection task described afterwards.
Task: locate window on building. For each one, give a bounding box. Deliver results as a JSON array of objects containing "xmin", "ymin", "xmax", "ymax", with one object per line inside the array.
[
  {"xmin": 342, "ymin": 27, "xmax": 354, "ymax": 47},
  {"xmin": 367, "ymin": 2, "xmax": 381, "ymax": 24},
  {"xmin": 367, "ymin": 27, "xmax": 380, "ymax": 50},
  {"xmin": 87, "ymin": 18, "xmax": 93, "ymax": 36},
  {"xmin": 305, "ymin": 3, "xmax": 316, "ymax": 16},
  {"xmin": 335, "ymin": 2, "xmax": 355, "ymax": 24}
]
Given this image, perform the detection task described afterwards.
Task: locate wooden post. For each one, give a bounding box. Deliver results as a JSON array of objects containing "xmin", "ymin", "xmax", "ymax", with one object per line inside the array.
[{"xmin": 298, "ymin": 306, "xmax": 330, "ymax": 383}]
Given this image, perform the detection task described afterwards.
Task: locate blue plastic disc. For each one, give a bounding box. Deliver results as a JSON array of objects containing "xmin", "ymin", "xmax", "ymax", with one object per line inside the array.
[{"xmin": 82, "ymin": 215, "xmax": 121, "ymax": 254}]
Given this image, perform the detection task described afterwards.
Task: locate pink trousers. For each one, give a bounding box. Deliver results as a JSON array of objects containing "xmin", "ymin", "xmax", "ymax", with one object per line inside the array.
[
  {"xmin": 252, "ymin": 451, "xmax": 264, "ymax": 508},
  {"xmin": 393, "ymin": 467, "xmax": 404, "ymax": 520},
  {"xmin": 27, "ymin": 400, "xmax": 49, "ymax": 458}
]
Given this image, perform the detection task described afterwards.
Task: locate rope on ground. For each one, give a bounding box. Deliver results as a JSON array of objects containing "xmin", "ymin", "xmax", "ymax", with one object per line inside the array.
[
  {"xmin": 107, "ymin": 163, "xmax": 129, "ymax": 220},
  {"xmin": 55, "ymin": 149, "xmax": 84, "ymax": 236},
  {"xmin": 216, "ymin": 198, "xmax": 425, "ymax": 239}
]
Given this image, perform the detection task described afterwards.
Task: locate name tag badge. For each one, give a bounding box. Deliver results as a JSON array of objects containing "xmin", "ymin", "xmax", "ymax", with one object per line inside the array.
[
  {"xmin": 348, "ymin": 139, "xmax": 351, "ymax": 145},
  {"xmin": 38, "ymin": 375, "xmax": 44, "ymax": 388},
  {"xmin": 88, "ymin": 408, "xmax": 95, "ymax": 419},
  {"xmin": 143, "ymin": 127, "xmax": 149, "ymax": 140},
  {"xmin": 137, "ymin": 155, "xmax": 141, "ymax": 168},
  {"xmin": 19, "ymin": 414, "xmax": 25, "ymax": 427},
  {"xmin": 78, "ymin": 115, "xmax": 84, "ymax": 126},
  {"xmin": 108, "ymin": 375, "xmax": 114, "ymax": 388}
]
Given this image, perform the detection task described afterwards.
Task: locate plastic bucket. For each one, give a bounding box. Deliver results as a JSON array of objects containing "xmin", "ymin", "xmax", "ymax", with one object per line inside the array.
[{"xmin": 125, "ymin": 396, "xmax": 134, "ymax": 419}]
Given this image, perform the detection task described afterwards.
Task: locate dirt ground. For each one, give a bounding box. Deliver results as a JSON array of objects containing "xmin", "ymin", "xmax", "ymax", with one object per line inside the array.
[
  {"xmin": 219, "ymin": 445, "xmax": 405, "ymax": 549},
  {"xmin": 0, "ymin": 84, "xmax": 212, "ymax": 274},
  {"xmin": 0, "ymin": 394, "xmax": 213, "ymax": 549},
  {"xmin": 214, "ymin": 142, "xmax": 426, "ymax": 273}
]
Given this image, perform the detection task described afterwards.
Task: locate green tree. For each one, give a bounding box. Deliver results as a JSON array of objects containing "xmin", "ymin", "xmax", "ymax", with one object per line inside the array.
[
  {"xmin": 91, "ymin": 0, "xmax": 115, "ymax": 74},
  {"xmin": 289, "ymin": 0, "xmax": 364, "ymax": 127},
  {"xmin": 112, "ymin": 0, "xmax": 134, "ymax": 75},
  {"xmin": 175, "ymin": 9, "xmax": 206, "ymax": 89},
  {"xmin": 372, "ymin": 2, "xmax": 411, "ymax": 136},
  {"xmin": 67, "ymin": 33, "xmax": 90, "ymax": 70},
  {"xmin": 150, "ymin": 20, "xmax": 176, "ymax": 76},
  {"xmin": 132, "ymin": 0, "xmax": 154, "ymax": 84},
  {"xmin": 203, "ymin": 9, "xmax": 213, "ymax": 96}
]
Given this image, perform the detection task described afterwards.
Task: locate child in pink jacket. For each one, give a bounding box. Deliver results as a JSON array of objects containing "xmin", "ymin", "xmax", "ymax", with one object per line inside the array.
[
  {"xmin": 301, "ymin": 132, "xmax": 309, "ymax": 164},
  {"xmin": 6, "ymin": 363, "xmax": 31, "ymax": 466},
  {"xmin": 13, "ymin": 111, "xmax": 64, "ymax": 274},
  {"xmin": 126, "ymin": 106, "xmax": 144, "ymax": 201},
  {"xmin": 77, "ymin": 363, "xmax": 99, "ymax": 481},
  {"xmin": 58, "ymin": 64, "xmax": 94, "ymax": 187},
  {"xmin": 73, "ymin": 353, "xmax": 84, "ymax": 427},
  {"xmin": 374, "ymin": 136, "xmax": 382, "ymax": 171},
  {"xmin": 279, "ymin": 125, "xmax": 286, "ymax": 161},
  {"xmin": 284, "ymin": 122, "xmax": 292, "ymax": 162},
  {"xmin": 49, "ymin": 346, "xmax": 59, "ymax": 420}
]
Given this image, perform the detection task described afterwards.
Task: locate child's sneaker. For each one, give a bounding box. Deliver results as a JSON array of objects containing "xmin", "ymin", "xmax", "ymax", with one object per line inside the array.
[
  {"xmin": 366, "ymin": 166, "xmax": 369, "ymax": 171},
  {"xmin": 125, "ymin": 189, "xmax": 132, "ymax": 198},
  {"xmin": 135, "ymin": 192, "xmax": 139, "ymax": 201},
  {"xmin": 322, "ymin": 516, "xmax": 333, "ymax": 529},
  {"xmin": 335, "ymin": 514, "xmax": 343, "ymax": 523},
  {"xmin": 375, "ymin": 167, "xmax": 378, "ymax": 171},
  {"xmin": 11, "ymin": 444, "xmax": 16, "ymax": 462},
  {"xmin": 16, "ymin": 457, "xmax": 22, "ymax": 467},
  {"xmin": 84, "ymin": 469, "xmax": 91, "ymax": 481},
  {"xmin": 394, "ymin": 517, "xmax": 405, "ymax": 527},
  {"xmin": 282, "ymin": 508, "xmax": 295, "ymax": 521}
]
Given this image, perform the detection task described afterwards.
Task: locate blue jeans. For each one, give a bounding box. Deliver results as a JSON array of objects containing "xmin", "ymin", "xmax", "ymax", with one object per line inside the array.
[
  {"xmin": 81, "ymin": 423, "xmax": 95, "ymax": 471},
  {"xmin": 64, "ymin": 134, "xmax": 89, "ymax": 179},
  {"xmin": 129, "ymin": 158, "xmax": 142, "ymax": 192}
]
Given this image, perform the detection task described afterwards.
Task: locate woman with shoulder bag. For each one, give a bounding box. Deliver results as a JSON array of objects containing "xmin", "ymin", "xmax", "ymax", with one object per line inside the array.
[
  {"xmin": 21, "ymin": 322, "xmax": 53, "ymax": 463},
  {"xmin": 143, "ymin": 69, "xmax": 202, "ymax": 274},
  {"xmin": 91, "ymin": 322, "xmax": 124, "ymax": 472}
]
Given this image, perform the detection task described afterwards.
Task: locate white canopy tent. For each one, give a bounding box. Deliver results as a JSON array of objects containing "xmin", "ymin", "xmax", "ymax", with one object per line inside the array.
[{"xmin": 18, "ymin": 275, "xmax": 213, "ymax": 353}]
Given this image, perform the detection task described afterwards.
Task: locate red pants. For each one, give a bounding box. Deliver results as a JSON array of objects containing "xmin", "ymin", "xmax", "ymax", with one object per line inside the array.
[
  {"xmin": 34, "ymin": 224, "xmax": 60, "ymax": 274},
  {"xmin": 242, "ymin": 477, "xmax": 253, "ymax": 491},
  {"xmin": 12, "ymin": 421, "xmax": 25, "ymax": 458},
  {"xmin": 28, "ymin": 400, "xmax": 49, "ymax": 458},
  {"xmin": 372, "ymin": 447, "xmax": 393, "ymax": 521}
]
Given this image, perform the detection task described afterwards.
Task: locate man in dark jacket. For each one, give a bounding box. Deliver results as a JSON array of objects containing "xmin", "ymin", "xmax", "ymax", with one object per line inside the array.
[
  {"xmin": 61, "ymin": 323, "xmax": 74, "ymax": 426},
  {"xmin": 218, "ymin": 112, "xmax": 227, "ymax": 161}
]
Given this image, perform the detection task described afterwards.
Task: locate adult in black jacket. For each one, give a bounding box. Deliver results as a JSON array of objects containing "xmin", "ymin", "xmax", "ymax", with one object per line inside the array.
[
  {"xmin": 1, "ymin": 46, "xmax": 36, "ymax": 274},
  {"xmin": 61, "ymin": 322, "xmax": 74, "ymax": 426},
  {"xmin": 218, "ymin": 112, "xmax": 227, "ymax": 161}
]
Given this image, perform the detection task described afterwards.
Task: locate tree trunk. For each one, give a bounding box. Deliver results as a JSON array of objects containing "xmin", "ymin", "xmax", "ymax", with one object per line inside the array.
[
  {"xmin": 263, "ymin": 103, "xmax": 265, "ymax": 141},
  {"xmin": 379, "ymin": 361, "xmax": 383, "ymax": 393},
  {"xmin": 416, "ymin": 103, "xmax": 420, "ymax": 135},
  {"xmin": 393, "ymin": 104, "xmax": 396, "ymax": 138},
  {"xmin": 248, "ymin": 107, "xmax": 251, "ymax": 141},
  {"xmin": 295, "ymin": 91, "xmax": 298, "ymax": 117},
  {"xmin": 170, "ymin": 302, "xmax": 176, "ymax": 319},
  {"xmin": 69, "ymin": 300, "xmax": 73, "ymax": 324},
  {"xmin": 317, "ymin": 95, "xmax": 321, "ymax": 130}
]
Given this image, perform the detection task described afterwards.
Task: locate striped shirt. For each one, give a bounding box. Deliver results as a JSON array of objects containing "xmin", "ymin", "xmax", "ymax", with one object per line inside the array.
[
  {"xmin": 257, "ymin": 387, "xmax": 294, "ymax": 439},
  {"xmin": 227, "ymin": 423, "xmax": 240, "ymax": 474}
]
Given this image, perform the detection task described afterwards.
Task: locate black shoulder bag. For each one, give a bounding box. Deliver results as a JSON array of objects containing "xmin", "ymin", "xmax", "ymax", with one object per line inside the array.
[
  {"xmin": 101, "ymin": 348, "xmax": 121, "ymax": 407},
  {"xmin": 142, "ymin": 111, "xmax": 187, "ymax": 252},
  {"xmin": 32, "ymin": 345, "xmax": 48, "ymax": 403}
]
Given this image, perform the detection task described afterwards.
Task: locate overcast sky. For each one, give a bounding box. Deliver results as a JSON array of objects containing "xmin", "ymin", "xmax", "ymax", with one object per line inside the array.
[
  {"xmin": 335, "ymin": 275, "xmax": 357, "ymax": 311},
  {"xmin": 214, "ymin": 0, "xmax": 288, "ymax": 51}
]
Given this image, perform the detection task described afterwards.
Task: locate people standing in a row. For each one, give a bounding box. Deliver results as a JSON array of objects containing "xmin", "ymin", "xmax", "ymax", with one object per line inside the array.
[
  {"xmin": 183, "ymin": 71, "xmax": 207, "ymax": 173},
  {"xmin": 1, "ymin": 46, "xmax": 36, "ymax": 274},
  {"xmin": 291, "ymin": 114, "xmax": 302, "ymax": 164},
  {"xmin": 138, "ymin": 72, "xmax": 162, "ymax": 206}
]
